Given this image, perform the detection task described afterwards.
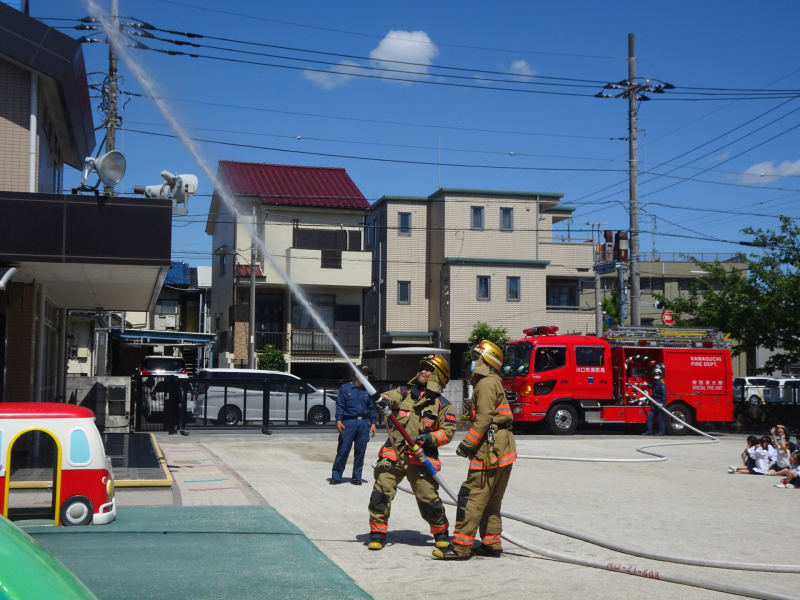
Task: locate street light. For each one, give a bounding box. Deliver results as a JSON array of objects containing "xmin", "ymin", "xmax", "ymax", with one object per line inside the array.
[{"xmin": 79, "ymin": 150, "xmax": 127, "ymax": 189}]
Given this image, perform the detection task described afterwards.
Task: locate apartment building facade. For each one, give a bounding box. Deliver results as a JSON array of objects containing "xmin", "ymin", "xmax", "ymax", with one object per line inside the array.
[
  {"xmin": 206, "ymin": 161, "xmax": 371, "ymax": 379},
  {"xmin": 364, "ymin": 188, "xmax": 596, "ymax": 377}
]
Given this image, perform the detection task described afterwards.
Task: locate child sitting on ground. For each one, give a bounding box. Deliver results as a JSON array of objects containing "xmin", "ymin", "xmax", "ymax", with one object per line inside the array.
[
  {"xmin": 768, "ymin": 425, "xmax": 794, "ymax": 474},
  {"xmin": 729, "ymin": 436, "xmax": 770, "ymax": 475},
  {"xmin": 774, "ymin": 452, "xmax": 800, "ymax": 489}
]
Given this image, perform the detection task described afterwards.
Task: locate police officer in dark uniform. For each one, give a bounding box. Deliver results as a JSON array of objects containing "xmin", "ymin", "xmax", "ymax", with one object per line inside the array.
[
  {"xmin": 643, "ymin": 366, "xmax": 667, "ymax": 436},
  {"xmin": 331, "ymin": 364, "xmax": 377, "ymax": 485}
]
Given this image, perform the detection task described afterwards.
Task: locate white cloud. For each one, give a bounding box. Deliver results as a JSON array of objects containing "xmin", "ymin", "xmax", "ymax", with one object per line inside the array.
[
  {"xmin": 740, "ymin": 158, "xmax": 800, "ymax": 184},
  {"xmin": 302, "ymin": 60, "xmax": 361, "ymax": 90},
  {"xmin": 369, "ymin": 30, "xmax": 439, "ymax": 84},
  {"xmin": 508, "ymin": 59, "xmax": 536, "ymax": 82}
]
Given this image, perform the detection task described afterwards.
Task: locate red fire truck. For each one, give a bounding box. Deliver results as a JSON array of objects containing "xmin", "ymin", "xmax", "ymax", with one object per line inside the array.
[{"xmin": 501, "ymin": 326, "xmax": 734, "ymax": 435}]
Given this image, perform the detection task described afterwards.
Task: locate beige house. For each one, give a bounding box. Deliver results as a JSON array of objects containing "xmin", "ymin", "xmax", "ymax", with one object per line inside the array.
[
  {"xmin": 206, "ymin": 161, "xmax": 371, "ymax": 379},
  {"xmin": 364, "ymin": 189, "xmax": 596, "ymax": 377}
]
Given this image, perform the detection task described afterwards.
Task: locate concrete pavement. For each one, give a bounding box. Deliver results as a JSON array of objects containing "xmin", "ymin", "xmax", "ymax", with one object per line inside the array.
[{"xmin": 193, "ymin": 429, "xmax": 800, "ymax": 600}]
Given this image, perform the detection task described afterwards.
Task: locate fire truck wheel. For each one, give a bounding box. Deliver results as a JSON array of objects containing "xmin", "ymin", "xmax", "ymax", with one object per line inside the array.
[
  {"xmin": 546, "ymin": 404, "xmax": 578, "ymax": 435},
  {"xmin": 665, "ymin": 404, "xmax": 693, "ymax": 436},
  {"xmin": 60, "ymin": 496, "xmax": 94, "ymax": 526}
]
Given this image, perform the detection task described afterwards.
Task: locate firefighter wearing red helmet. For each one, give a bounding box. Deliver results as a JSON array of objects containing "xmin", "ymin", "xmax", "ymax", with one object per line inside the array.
[
  {"xmin": 434, "ymin": 340, "xmax": 516, "ymax": 560},
  {"xmin": 367, "ymin": 354, "xmax": 457, "ymax": 551}
]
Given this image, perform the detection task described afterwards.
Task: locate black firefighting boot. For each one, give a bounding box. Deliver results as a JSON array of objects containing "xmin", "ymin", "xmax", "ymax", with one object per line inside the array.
[
  {"xmin": 368, "ymin": 533, "xmax": 386, "ymax": 551},
  {"xmin": 433, "ymin": 533, "xmax": 450, "ymax": 549},
  {"xmin": 432, "ymin": 543, "xmax": 472, "ymax": 560},
  {"xmin": 474, "ymin": 544, "xmax": 503, "ymax": 558}
]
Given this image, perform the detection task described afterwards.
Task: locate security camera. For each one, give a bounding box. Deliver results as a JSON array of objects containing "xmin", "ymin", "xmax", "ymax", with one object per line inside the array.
[{"xmin": 133, "ymin": 170, "xmax": 198, "ymax": 216}]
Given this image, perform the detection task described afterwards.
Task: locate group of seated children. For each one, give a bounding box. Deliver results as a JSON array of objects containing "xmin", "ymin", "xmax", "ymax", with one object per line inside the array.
[{"xmin": 729, "ymin": 424, "xmax": 799, "ymax": 488}]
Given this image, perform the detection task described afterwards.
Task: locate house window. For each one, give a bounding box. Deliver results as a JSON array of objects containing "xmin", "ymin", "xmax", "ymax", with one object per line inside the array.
[
  {"xmin": 156, "ymin": 300, "xmax": 179, "ymax": 314},
  {"xmin": 507, "ymin": 277, "xmax": 520, "ymax": 302},
  {"xmin": 398, "ymin": 212, "xmax": 411, "ymax": 236},
  {"xmin": 219, "ymin": 254, "xmax": 226, "ymax": 276},
  {"xmin": 471, "ymin": 206, "xmax": 484, "ymax": 230},
  {"xmin": 546, "ymin": 280, "xmax": 579, "ymax": 307},
  {"xmin": 477, "ymin": 276, "xmax": 491, "ymax": 301},
  {"xmin": 292, "ymin": 294, "xmax": 335, "ymax": 329},
  {"xmin": 500, "ymin": 207, "xmax": 513, "ymax": 231},
  {"xmin": 365, "ymin": 223, "xmax": 371, "ymax": 247},
  {"xmin": 397, "ymin": 281, "xmax": 411, "ymax": 304}
]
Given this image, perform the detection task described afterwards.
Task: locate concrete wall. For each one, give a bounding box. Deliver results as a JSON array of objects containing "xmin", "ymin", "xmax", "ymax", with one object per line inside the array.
[{"xmin": 66, "ymin": 376, "xmax": 130, "ymax": 433}]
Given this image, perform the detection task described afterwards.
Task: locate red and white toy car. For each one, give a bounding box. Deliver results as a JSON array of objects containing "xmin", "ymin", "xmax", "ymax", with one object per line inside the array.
[{"xmin": 0, "ymin": 403, "xmax": 116, "ymax": 526}]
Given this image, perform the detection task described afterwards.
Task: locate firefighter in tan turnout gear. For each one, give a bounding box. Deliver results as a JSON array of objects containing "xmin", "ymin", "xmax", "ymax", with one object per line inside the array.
[
  {"xmin": 434, "ymin": 340, "xmax": 516, "ymax": 560},
  {"xmin": 367, "ymin": 355, "xmax": 457, "ymax": 551}
]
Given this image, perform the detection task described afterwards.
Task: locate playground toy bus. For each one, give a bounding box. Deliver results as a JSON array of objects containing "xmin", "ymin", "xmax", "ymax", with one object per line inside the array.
[{"xmin": 0, "ymin": 403, "xmax": 116, "ymax": 526}]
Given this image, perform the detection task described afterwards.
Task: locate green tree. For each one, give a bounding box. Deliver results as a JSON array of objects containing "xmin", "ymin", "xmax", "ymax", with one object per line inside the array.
[
  {"xmin": 601, "ymin": 295, "xmax": 620, "ymax": 331},
  {"xmin": 256, "ymin": 344, "xmax": 287, "ymax": 372},
  {"xmin": 464, "ymin": 321, "xmax": 510, "ymax": 364},
  {"xmin": 657, "ymin": 216, "xmax": 799, "ymax": 374}
]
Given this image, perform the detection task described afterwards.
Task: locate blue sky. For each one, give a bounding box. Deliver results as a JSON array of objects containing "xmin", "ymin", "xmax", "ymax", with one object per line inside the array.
[{"xmin": 26, "ymin": 0, "xmax": 800, "ymax": 266}]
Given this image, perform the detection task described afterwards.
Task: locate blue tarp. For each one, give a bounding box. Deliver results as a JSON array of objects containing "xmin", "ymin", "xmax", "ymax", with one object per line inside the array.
[{"xmin": 165, "ymin": 261, "xmax": 190, "ymax": 285}]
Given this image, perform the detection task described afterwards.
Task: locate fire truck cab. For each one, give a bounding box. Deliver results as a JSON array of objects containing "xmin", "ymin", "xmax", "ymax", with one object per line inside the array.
[{"xmin": 502, "ymin": 326, "xmax": 733, "ymax": 435}]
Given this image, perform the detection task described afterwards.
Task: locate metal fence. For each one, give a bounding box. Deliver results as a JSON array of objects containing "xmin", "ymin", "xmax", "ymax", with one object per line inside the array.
[{"xmin": 131, "ymin": 374, "xmax": 409, "ymax": 434}]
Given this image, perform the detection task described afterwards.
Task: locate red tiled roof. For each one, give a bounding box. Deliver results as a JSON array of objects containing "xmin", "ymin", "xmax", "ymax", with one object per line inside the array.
[
  {"xmin": 235, "ymin": 265, "xmax": 264, "ymax": 277},
  {"xmin": 219, "ymin": 161, "xmax": 369, "ymax": 209}
]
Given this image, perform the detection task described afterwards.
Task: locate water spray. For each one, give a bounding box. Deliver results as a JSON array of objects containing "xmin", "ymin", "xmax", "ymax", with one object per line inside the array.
[{"xmin": 84, "ymin": 0, "xmax": 371, "ymax": 389}]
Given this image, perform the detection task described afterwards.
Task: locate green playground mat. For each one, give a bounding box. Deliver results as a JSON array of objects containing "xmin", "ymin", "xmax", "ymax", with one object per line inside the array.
[{"xmin": 25, "ymin": 506, "xmax": 371, "ymax": 600}]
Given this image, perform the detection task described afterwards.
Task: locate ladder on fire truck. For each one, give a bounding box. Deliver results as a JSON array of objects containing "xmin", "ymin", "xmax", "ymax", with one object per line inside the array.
[{"xmin": 604, "ymin": 326, "xmax": 729, "ymax": 349}]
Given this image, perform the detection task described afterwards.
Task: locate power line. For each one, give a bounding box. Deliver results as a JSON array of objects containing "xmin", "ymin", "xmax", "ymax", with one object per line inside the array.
[
  {"xmin": 118, "ymin": 91, "xmax": 614, "ymax": 141},
  {"xmin": 119, "ymin": 127, "xmax": 800, "ymax": 193},
  {"xmin": 135, "ymin": 0, "xmax": 626, "ymax": 61}
]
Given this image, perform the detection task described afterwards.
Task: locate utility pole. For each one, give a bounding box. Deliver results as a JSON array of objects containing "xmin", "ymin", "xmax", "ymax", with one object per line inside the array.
[
  {"xmin": 627, "ymin": 33, "xmax": 641, "ymax": 326},
  {"xmin": 104, "ymin": 0, "xmax": 119, "ymax": 196},
  {"xmin": 595, "ymin": 34, "xmax": 673, "ymax": 327},
  {"xmin": 249, "ymin": 207, "xmax": 257, "ymax": 369}
]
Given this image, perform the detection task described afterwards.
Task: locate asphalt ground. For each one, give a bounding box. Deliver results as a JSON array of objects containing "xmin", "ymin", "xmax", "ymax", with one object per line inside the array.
[{"xmin": 193, "ymin": 429, "xmax": 800, "ymax": 600}]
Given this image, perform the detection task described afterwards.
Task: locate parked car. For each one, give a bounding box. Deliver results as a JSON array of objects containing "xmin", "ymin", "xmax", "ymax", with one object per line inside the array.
[
  {"xmin": 781, "ymin": 379, "xmax": 800, "ymax": 405},
  {"xmin": 139, "ymin": 355, "xmax": 186, "ymax": 376},
  {"xmin": 140, "ymin": 374, "xmax": 196, "ymax": 420},
  {"xmin": 762, "ymin": 378, "xmax": 798, "ymax": 404},
  {"xmin": 194, "ymin": 369, "xmax": 337, "ymax": 426},
  {"xmin": 732, "ymin": 377, "xmax": 775, "ymax": 404}
]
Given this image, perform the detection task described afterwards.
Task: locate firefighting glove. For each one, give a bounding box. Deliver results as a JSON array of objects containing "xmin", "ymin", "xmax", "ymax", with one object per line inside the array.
[
  {"xmin": 408, "ymin": 444, "xmax": 425, "ymax": 460},
  {"xmin": 371, "ymin": 392, "xmax": 391, "ymax": 415},
  {"xmin": 415, "ymin": 433, "xmax": 432, "ymax": 447},
  {"xmin": 456, "ymin": 442, "xmax": 471, "ymax": 458}
]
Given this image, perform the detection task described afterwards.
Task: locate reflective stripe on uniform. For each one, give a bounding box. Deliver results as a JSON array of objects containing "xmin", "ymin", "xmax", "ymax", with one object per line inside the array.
[
  {"xmin": 409, "ymin": 456, "xmax": 442, "ymax": 471},
  {"xmin": 465, "ymin": 428, "xmax": 482, "ymax": 444},
  {"xmin": 369, "ymin": 521, "xmax": 388, "ymax": 533},
  {"xmin": 430, "ymin": 523, "xmax": 448, "ymax": 535},
  {"xmin": 452, "ymin": 532, "xmax": 475, "ymax": 546},
  {"xmin": 398, "ymin": 410, "xmax": 412, "ymax": 418},
  {"xmin": 378, "ymin": 447, "xmax": 397, "ymax": 460},
  {"xmin": 497, "ymin": 404, "xmax": 512, "ymax": 415},
  {"xmin": 432, "ymin": 429, "xmax": 448, "ymax": 445},
  {"xmin": 482, "ymin": 534, "xmax": 502, "ymax": 545},
  {"xmin": 469, "ymin": 451, "xmax": 517, "ymax": 470}
]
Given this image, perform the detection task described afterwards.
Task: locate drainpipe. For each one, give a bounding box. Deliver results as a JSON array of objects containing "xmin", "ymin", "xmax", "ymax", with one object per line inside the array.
[
  {"xmin": 29, "ymin": 74, "xmax": 37, "ymax": 193},
  {"xmin": 377, "ymin": 240, "xmax": 382, "ymax": 350},
  {"xmin": 34, "ymin": 283, "xmax": 46, "ymax": 401},
  {"xmin": 56, "ymin": 308, "xmax": 67, "ymax": 402},
  {"xmin": 535, "ymin": 195, "xmax": 540, "ymax": 261}
]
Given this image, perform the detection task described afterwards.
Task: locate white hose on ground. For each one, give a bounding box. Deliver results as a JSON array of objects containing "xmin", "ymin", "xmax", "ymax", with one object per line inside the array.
[
  {"xmin": 399, "ymin": 480, "xmax": 799, "ymax": 599},
  {"xmin": 395, "ymin": 385, "xmax": 800, "ymax": 597}
]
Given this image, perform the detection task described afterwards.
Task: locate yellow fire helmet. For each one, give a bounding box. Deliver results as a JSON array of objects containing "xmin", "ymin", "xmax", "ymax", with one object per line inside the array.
[
  {"xmin": 420, "ymin": 354, "xmax": 450, "ymax": 386},
  {"xmin": 474, "ymin": 339, "xmax": 504, "ymax": 371}
]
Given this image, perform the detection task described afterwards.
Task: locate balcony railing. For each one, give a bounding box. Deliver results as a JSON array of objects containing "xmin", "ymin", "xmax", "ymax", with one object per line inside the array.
[
  {"xmin": 254, "ymin": 329, "xmax": 359, "ymax": 356},
  {"xmin": 638, "ymin": 252, "xmax": 744, "ymax": 263}
]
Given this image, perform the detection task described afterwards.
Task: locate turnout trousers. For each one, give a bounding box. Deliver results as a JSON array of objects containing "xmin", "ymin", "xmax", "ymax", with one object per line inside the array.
[
  {"xmin": 332, "ymin": 419, "xmax": 370, "ymax": 482},
  {"xmin": 368, "ymin": 459, "xmax": 449, "ymax": 540},
  {"xmin": 452, "ymin": 464, "xmax": 513, "ymax": 556}
]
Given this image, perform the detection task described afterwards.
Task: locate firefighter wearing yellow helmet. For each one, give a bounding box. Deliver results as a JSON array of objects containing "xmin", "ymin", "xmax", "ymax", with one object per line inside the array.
[
  {"xmin": 367, "ymin": 354, "xmax": 457, "ymax": 551},
  {"xmin": 434, "ymin": 340, "xmax": 516, "ymax": 560}
]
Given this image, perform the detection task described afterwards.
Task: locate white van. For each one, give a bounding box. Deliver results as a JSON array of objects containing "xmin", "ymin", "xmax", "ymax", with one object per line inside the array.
[
  {"xmin": 732, "ymin": 377, "xmax": 775, "ymax": 404},
  {"xmin": 195, "ymin": 369, "xmax": 337, "ymax": 426}
]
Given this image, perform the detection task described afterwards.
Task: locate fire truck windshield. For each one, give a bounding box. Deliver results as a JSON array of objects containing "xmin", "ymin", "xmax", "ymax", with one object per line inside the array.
[{"xmin": 502, "ymin": 342, "xmax": 532, "ymax": 377}]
